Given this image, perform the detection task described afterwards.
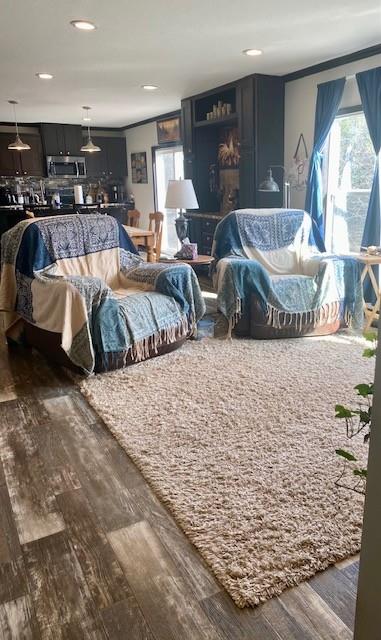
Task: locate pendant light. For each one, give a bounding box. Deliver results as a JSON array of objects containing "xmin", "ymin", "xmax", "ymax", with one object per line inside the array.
[
  {"xmin": 7, "ymin": 100, "xmax": 31, "ymax": 151},
  {"xmin": 80, "ymin": 106, "xmax": 101, "ymax": 153}
]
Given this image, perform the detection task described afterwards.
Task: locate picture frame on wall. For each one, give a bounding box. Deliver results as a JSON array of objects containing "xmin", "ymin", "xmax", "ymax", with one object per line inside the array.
[
  {"xmin": 131, "ymin": 152, "xmax": 148, "ymax": 183},
  {"xmin": 157, "ymin": 116, "xmax": 181, "ymax": 145}
]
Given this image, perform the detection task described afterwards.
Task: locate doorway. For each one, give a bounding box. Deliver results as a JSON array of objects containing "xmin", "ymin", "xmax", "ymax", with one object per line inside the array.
[{"xmin": 153, "ymin": 145, "xmax": 184, "ymax": 254}]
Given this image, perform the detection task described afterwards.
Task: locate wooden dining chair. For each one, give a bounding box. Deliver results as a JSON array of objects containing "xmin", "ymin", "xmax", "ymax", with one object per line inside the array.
[
  {"xmin": 148, "ymin": 211, "xmax": 164, "ymax": 261},
  {"xmin": 127, "ymin": 209, "xmax": 141, "ymax": 228}
]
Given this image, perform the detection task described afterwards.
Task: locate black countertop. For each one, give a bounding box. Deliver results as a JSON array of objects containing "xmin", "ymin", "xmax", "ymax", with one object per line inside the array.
[{"xmin": 0, "ymin": 202, "xmax": 133, "ymax": 214}]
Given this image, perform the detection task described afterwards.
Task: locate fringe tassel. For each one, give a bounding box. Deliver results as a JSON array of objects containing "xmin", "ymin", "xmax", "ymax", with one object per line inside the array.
[
  {"xmin": 227, "ymin": 297, "xmax": 242, "ymax": 338},
  {"xmin": 130, "ymin": 315, "xmax": 191, "ymax": 363},
  {"xmin": 265, "ymin": 300, "xmax": 351, "ymax": 330}
]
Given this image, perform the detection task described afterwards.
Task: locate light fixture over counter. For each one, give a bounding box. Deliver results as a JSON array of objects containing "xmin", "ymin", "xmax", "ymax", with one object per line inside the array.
[
  {"xmin": 7, "ymin": 100, "xmax": 31, "ymax": 151},
  {"xmin": 80, "ymin": 106, "xmax": 101, "ymax": 153}
]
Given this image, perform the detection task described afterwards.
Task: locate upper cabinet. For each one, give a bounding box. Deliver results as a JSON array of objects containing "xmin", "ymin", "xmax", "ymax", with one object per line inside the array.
[
  {"xmin": 40, "ymin": 123, "xmax": 84, "ymax": 156},
  {"xmin": 105, "ymin": 137, "xmax": 127, "ymax": 177},
  {"xmin": 0, "ymin": 126, "xmax": 127, "ymax": 178},
  {"xmin": 0, "ymin": 133, "xmax": 44, "ymax": 177},
  {"xmin": 86, "ymin": 136, "xmax": 127, "ymax": 178}
]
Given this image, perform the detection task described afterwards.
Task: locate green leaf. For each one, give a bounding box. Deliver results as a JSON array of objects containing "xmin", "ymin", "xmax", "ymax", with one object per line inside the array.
[
  {"xmin": 335, "ymin": 404, "xmax": 355, "ymax": 419},
  {"xmin": 355, "ymin": 383, "xmax": 374, "ymax": 397},
  {"xmin": 336, "ymin": 449, "xmax": 357, "ymax": 462},
  {"xmin": 359, "ymin": 410, "xmax": 371, "ymax": 424},
  {"xmin": 363, "ymin": 331, "xmax": 377, "ymax": 342},
  {"xmin": 363, "ymin": 347, "xmax": 377, "ymax": 358},
  {"xmin": 353, "ymin": 468, "xmax": 368, "ymax": 477}
]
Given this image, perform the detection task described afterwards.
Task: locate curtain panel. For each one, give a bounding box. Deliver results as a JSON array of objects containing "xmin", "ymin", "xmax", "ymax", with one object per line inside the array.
[
  {"xmin": 305, "ymin": 77, "xmax": 346, "ymax": 250},
  {"xmin": 356, "ymin": 67, "xmax": 381, "ymax": 301}
]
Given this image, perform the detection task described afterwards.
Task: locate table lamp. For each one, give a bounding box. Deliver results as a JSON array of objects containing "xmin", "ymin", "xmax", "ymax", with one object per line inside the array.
[
  {"xmin": 258, "ymin": 166, "xmax": 291, "ymax": 208},
  {"xmin": 165, "ymin": 179, "xmax": 199, "ymax": 243}
]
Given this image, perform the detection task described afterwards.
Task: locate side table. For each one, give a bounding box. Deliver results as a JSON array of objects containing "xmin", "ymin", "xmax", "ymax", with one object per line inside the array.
[
  {"xmin": 355, "ymin": 254, "xmax": 381, "ymax": 330},
  {"xmin": 159, "ymin": 255, "xmax": 214, "ymax": 267}
]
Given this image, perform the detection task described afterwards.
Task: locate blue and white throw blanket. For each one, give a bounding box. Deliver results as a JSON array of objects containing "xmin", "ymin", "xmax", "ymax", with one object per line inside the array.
[
  {"xmin": 0, "ymin": 214, "xmax": 205, "ymax": 374},
  {"xmin": 212, "ymin": 209, "xmax": 363, "ymax": 333}
]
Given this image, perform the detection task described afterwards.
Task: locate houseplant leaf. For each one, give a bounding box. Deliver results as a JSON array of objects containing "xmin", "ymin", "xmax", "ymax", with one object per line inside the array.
[{"xmin": 335, "ymin": 449, "xmax": 357, "ymax": 461}]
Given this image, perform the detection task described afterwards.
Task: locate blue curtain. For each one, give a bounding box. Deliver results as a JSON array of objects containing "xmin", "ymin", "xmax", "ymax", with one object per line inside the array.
[
  {"xmin": 356, "ymin": 67, "xmax": 381, "ymax": 302},
  {"xmin": 305, "ymin": 77, "xmax": 346, "ymax": 250}
]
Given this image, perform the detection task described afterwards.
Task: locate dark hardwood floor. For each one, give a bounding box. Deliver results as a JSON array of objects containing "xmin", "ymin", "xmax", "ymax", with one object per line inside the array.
[{"xmin": 0, "ymin": 335, "xmax": 359, "ymax": 639}]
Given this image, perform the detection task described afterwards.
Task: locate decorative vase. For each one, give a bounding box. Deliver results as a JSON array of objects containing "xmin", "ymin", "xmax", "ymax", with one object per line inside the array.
[{"xmin": 175, "ymin": 212, "xmax": 189, "ymax": 243}]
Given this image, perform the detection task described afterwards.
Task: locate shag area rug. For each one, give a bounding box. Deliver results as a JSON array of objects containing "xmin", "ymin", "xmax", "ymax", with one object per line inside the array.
[{"xmin": 78, "ymin": 335, "xmax": 373, "ymax": 607}]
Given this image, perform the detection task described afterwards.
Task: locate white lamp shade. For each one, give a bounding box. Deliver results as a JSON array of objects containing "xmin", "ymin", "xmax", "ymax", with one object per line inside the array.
[{"xmin": 165, "ymin": 179, "xmax": 199, "ymax": 210}]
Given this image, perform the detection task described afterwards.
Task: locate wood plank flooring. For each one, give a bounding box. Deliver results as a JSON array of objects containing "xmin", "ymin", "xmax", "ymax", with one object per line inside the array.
[{"xmin": 0, "ymin": 336, "xmax": 359, "ymax": 639}]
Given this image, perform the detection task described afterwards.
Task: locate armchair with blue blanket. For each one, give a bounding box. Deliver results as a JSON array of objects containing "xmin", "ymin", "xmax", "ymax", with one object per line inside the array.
[
  {"xmin": 0, "ymin": 214, "xmax": 205, "ymax": 373},
  {"xmin": 212, "ymin": 209, "xmax": 363, "ymax": 339}
]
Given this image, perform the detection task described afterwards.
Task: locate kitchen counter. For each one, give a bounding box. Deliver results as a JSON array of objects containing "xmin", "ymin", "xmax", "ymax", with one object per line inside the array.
[
  {"xmin": 0, "ymin": 202, "xmax": 132, "ymax": 213},
  {"xmin": 0, "ymin": 202, "xmax": 134, "ymax": 238}
]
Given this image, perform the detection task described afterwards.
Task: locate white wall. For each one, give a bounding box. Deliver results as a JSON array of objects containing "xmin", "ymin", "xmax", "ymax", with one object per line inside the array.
[
  {"xmin": 124, "ymin": 122, "xmax": 157, "ymax": 228},
  {"xmin": 284, "ymin": 54, "xmax": 381, "ymax": 209}
]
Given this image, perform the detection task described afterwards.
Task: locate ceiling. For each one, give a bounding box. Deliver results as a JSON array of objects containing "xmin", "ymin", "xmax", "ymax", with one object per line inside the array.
[{"xmin": 0, "ymin": 0, "xmax": 380, "ymax": 128}]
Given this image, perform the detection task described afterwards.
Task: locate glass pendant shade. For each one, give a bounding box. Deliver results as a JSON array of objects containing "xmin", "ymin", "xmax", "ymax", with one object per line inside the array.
[
  {"xmin": 7, "ymin": 100, "xmax": 31, "ymax": 151},
  {"xmin": 80, "ymin": 106, "xmax": 101, "ymax": 152}
]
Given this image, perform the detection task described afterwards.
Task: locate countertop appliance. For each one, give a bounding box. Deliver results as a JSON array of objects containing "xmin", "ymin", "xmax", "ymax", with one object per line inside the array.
[{"xmin": 46, "ymin": 155, "xmax": 86, "ymax": 179}]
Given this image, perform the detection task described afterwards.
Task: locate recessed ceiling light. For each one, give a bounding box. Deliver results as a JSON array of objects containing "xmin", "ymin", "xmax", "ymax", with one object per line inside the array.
[
  {"xmin": 70, "ymin": 20, "xmax": 97, "ymax": 31},
  {"xmin": 36, "ymin": 72, "xmax": 53, "ymax": 80},
  {"xmin": 242, "ymin": 48, "xmax": 263, "ymax": 56},
  {"xmin": 141, "ymin": 84, "xmax": 159, "ymax": 91}
]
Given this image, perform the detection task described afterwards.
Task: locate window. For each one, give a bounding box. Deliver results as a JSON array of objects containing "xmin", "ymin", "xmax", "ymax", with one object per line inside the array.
[
  {"xmin": 153, "ymin": 145, "xmax": 184, "ymax": 254},
  {"xmin": 324, "ymin": 110, "xmax": 374, "ymax": 253}
]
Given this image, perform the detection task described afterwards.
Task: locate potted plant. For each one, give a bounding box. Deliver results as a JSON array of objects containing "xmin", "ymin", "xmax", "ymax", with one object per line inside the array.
[{"xmin": 334, "ymin": 332, "xmax": 377, "ymax": 494}]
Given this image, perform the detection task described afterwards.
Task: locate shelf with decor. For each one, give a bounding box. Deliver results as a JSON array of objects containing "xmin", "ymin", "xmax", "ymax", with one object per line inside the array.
[
  {"xmin": 193, "ymin": 114, "xmax": 238, "ymax": 128},
  {"xmin": 181, "ymin": 73, "xmax": 285, "ymax": 255},
  {"xmin": 193, "ymin": 86, "xmax": 236, "ymax": 124}
]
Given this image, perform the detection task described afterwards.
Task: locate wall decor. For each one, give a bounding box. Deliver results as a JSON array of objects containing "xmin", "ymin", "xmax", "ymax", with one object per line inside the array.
[
  {"xmin": 288, "ymin": 133, "xmax": 309, "ymax": 191},
  {"xmin": 218, "ymin": 127, "xmax": 240, "ymax": 169},
  {"xmin": 131, "ymin": 152, "xmax": 148, "ymax": 183},
  {"xmin": 157, "ymin": 117, "xmax": 181, "ymax": 144}
]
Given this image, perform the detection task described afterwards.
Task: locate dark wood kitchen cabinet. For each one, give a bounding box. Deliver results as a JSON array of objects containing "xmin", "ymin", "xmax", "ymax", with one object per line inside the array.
[
  {"xmin": 85, "ymin": 138, "xmax": 107, "ymax": 177},
  {"xmin": 86, "ymin": 136, "xmax": 127, "ymax": 178},
  {"xmin": 0, "ymin": 133, "xmax": 44, "ymax": 177},
  {"xmin": 40, "ymin": 123, "xmax": 84, "ymax": 156},
  {"xmin": 106, "ymin": 137, "xmax": 127, "ymax": 177},
  {"xmin": 0, "ymin": 134, "xmax": 19, "ymax": 176}
]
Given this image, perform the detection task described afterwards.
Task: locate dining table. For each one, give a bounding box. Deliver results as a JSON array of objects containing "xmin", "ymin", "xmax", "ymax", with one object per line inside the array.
[{"xmin": 123, "ymin": 225, "xmax": 155, "ymax": 262}]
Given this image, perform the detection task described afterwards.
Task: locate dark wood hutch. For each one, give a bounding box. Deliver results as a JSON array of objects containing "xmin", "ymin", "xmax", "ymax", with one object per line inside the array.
[{"xmin": 181, "ymin": 74, "xmax": 284, "ymax": 254}]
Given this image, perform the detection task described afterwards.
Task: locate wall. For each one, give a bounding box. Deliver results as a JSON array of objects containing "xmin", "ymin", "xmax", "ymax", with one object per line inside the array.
[
  {"xmin": 124, "ymin": 122, "xmax": 158, "ymax": 228},
  {"xmin": 284, "ymin": 54, "xmax": 381, "ymax": 209},
  {"xmin": 354, "ymin": 322, "xmax": 381, "ymax": 639}
]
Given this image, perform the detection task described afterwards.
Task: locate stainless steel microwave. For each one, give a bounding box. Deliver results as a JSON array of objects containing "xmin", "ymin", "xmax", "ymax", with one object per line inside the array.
[{"xmin": 46, "ymin": 155, "xmax": 86, "ymax": 178}]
